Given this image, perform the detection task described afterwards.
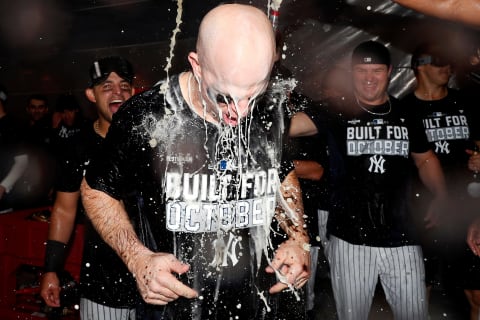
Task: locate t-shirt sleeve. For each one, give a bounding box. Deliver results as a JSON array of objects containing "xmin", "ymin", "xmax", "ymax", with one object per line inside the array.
[{"xmin": 85, "ymin": 111, "xmax": 132, "ymax": 200}]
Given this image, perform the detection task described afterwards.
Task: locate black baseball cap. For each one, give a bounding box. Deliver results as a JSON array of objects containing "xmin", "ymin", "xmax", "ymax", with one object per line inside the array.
[
  {"xmin": 352, "ymin": 41, "xmax": 391, "ymax": 66},
  {"xmin": 89, "ymin": 56, "xmax": 134, "ymax": 87}
]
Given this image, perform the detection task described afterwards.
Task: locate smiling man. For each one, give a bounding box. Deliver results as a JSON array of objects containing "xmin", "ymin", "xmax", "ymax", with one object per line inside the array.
[
  {"xmin": 80, "ymin": 4, "xmax": 310, "ymax": 320},
  {"xmin": 40, "ymin": 56, "xmax": 139, "ymax": 320},
  {"xmin": 289, "ymin": 40, "xmax": 447, "ymax": 320}
]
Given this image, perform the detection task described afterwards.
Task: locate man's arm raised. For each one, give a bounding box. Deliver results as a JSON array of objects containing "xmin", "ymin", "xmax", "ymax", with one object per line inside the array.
[{"xmin": 393, "ymin": 0, "xmax": 480, "ymax": 27}]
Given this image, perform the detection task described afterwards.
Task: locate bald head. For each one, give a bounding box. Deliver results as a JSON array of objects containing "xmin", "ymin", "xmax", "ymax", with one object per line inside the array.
[{"xmin": 195, "ymin": 4, "xmax": 275, "ymax": 92}]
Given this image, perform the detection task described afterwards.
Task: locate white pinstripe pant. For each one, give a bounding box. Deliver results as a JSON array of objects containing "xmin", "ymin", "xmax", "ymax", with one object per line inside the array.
[
  {"xmin": 80, "ymin": 297, "xmax": 136, "ymax": 320},
  {"xmin": 327, "ymin": 236, "xmax": 427, "ymax": 320}
]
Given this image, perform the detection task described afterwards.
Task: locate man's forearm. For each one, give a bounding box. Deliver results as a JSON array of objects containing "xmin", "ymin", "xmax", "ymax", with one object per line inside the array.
[
  {"xmin": 48, "ymin": 191, "xmax": 80, "ymax": 243},
  {"xmin": 393, "ymin": 0, "xmax": 480, "ymax": 27},
  {"xmin": 276, "ymin": 170, "xmax": 309, "ymax": 245},
  {"xmin": 413, "ymin": 151, "xmax": 447, "ymax": 198},
  {"xmin": 80, "ymin": 178, "xmax": 150, "ymax": 272}
]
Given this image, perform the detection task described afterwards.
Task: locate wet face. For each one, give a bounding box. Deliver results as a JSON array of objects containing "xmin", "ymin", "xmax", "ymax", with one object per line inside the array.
[
  {"xmin": 352, "ymin": 63, "xmax": 391, "ymax": 105},
  {"xmin": 87, "ymin": 72, "xmax": 134, "ymax": 122},
  {"xmin": 190, "ymin": 4, "xmax": 275, "ymax": 127},
  {"xmin": 27, "ymin": 98, "xmax": 48, "ymax": 122},
  {"xmin": 199, "ymin": 71, "xmax": 269, "ymax": 126}
]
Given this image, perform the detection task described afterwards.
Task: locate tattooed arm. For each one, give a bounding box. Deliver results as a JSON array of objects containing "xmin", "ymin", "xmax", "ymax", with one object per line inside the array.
[
  {"xmin": 80, "ymin": 178, "xmax": 198, "ymax": 305},
  {"xmin": 266, "ymin": 169, "xmax": 311, "ymax": 293}
]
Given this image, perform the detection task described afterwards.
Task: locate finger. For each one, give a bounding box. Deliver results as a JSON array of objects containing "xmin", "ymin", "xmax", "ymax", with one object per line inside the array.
[
  {"xmin": 294, "ymin": 277, "xmax": 309, "ymax": 289},
  {"xmin": 143, "ymin": 292, "xmax": 177, "ymax": 305},
  {"xmin": 466, "ymin": 149, "xmax": 475, "ymax": 155},
  {"xmin": 467, "ymin": 232, "xmax": 480, "ymax": 256},
  {"xmin": 269, "ymin": 282, "xmax": 289, "ymax": 294},
  {"xmin": 164, "ymin": 277, "xmax": 198, "ymax": 299},
  {"xmin": 42, "ymin": 289, "xmax": 61, "ymax": 307},
  {"xmin": 169, "ymin": 259, "xmax": 191, "ymax": 275}
]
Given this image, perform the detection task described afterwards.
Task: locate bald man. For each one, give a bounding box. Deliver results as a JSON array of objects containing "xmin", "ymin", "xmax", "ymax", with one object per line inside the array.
[
  {"xmin": 393, "ymin": 0, "xmax": 480, "ymax": 27},
  {"xmin": 80, "ymin": 4, "xmax": 310, "ymax": 320}
]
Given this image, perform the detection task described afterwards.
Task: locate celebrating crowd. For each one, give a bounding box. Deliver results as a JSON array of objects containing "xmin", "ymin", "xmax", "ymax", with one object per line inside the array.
[{"xmin": 1, "ymin": 1, "xmax": 480, "ymax": 320}]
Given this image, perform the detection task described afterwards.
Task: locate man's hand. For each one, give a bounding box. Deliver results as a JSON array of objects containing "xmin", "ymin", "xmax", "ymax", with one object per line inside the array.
[
  {"xmin": 132, "ymin": 252, "xmax": 198, "ymax": 305},
  {"xmin": 40, "ymin": 272, "xmax": 61, "ymax": 307},
  {"xmin": 467, "ymin": 218, "xmax": 480, "ymax": 256},
  {"xmin": 265, "ymin": 239, "xmax": 311, "ymax": 294},
  {"xmin": 466, "ymin": 149, "xmax": 480, "ymax": 172}
]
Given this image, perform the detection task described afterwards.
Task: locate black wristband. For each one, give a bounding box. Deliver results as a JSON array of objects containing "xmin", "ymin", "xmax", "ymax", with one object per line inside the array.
[{"xmin": 44, "ymin": 240, "xmax": 68, "ymax": 273}]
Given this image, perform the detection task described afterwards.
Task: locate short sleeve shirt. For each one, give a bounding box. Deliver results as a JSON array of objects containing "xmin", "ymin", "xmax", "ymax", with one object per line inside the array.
[{"xmin": 85, "ymin": 74, "xmax": 294, "ymax": 319}]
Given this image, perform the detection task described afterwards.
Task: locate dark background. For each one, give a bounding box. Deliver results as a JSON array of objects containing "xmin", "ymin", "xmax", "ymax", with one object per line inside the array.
[{"xmin": 0, "ymin": 0, "xmax": 478, "ymax": 120}]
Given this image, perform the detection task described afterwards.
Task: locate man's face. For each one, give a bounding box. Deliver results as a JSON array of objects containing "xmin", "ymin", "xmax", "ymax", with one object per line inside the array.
[
  {"xmin": 61, "ymin": 109, "xmax": 77, "ymax": 127},
  {"xmin": 418, "ymin": 56, "xmax": 451, "ymax": 86},
  {"xmin": 352, "ymin": 63, "xmax": 391, "ymax": 105},
  {"xmin": 198, "ymin": 67, "xmax": 269, "ymax": 127},
  {"xmin": 88, "ymin": 72, "xmax": 134, "ymax": 122},
  {"xmin": 27, "ymin": 98, "xmax": 48, "ymax": 122}
]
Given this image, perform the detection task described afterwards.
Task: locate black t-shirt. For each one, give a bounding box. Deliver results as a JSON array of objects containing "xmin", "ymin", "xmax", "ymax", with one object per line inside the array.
[
  {"xmin": 402, "ymin": 89, "xmax": 480, "ymax": 230},
  {"xmin": 86, "ymin": 74, "xmax": 297, "ymax": 319},
  {"xmin": 305, "ymin": 96, "xmax": 430, "ymax": 247},
  {"xmin": 56, "ymin": 120, "xmax": 139, "ymax": 308},
  {"xmin": 403, "ymin": 89, "xmax": 480, "ymax": 186}
]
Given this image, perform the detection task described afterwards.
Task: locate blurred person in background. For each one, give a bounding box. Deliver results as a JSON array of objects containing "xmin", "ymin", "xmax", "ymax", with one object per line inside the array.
[{"xmin": 0, "ymin": 84, "xmax": 28, "ymax": 213}]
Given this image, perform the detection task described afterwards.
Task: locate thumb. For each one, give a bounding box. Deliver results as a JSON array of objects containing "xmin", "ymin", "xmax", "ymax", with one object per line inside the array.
[
  {"xmin": 466, "ymin": 149, "xmax": 478, "ymax": 155},
  {"xmin": 168, "ymin": 258, "xmax": 191, "ymax": 275}
]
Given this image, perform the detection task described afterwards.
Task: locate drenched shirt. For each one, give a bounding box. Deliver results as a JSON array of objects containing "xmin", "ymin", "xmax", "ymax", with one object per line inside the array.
[
  {"xmin": 85, "ymin": 74, "xmax": 297, "ymax": 319},
  {"xmin": 305, "ymin": 96, "xmax": 430, "ymax": 247}
]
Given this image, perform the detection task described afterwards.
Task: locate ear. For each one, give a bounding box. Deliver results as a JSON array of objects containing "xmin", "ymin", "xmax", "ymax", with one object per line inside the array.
[
  {"xmin": 388, "ymin": 65, "xmax": 393, "ymax": 77},
  {"xmin": 85, "ymin": 88, "xmax": 96, "ymax": 103},
  {"xmin": 188, "ymin": 52, "xmax": 201, "ymax": 80}
]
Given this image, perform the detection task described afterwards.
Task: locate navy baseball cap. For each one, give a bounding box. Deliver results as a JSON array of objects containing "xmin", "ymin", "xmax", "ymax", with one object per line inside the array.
[
  {"xmin": 352, "ymin": 41, "xmax": 391, "ymax": 66},
  {"xmin": 89, "ymin": 56, "xmax": 134, "ymax": 87}
]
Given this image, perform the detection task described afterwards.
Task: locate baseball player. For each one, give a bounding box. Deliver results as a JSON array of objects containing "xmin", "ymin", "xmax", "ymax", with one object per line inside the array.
[{"xmin": 290, "ymin": 40, "xmax": 447, "ymax": 320}]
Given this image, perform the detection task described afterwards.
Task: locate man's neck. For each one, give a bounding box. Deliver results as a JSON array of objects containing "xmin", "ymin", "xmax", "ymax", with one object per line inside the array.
[{"xmin": 414, "ymin": 82, "xmax": 448, "ymax": 101}]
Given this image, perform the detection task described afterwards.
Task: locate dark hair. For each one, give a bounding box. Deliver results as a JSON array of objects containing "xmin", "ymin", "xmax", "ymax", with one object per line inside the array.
[
  {"xmin": 89, "ymin": 56, "xmax": 134, "ymax": 87},
  {"xmin": 28, "ymin": 93, "xmax": 48, "ymax": 105},
  {"xmin": 55, "ymin": 94, "xmax": 80, "ymax": 112},
  {"xmin": 410, "ymin": 42, "xmax": 450, "ymax": 70},
  {"xmin": 352, "ymin": 41, "xmax": 391, "ymax": 67}
]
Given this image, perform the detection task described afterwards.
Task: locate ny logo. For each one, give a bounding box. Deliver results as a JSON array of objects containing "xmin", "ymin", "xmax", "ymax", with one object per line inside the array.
[
  {"xmin": 368, "ymin": 155, "xmax": 386, "ymax": 173},
  {"xmin": 435, "ymin": 141, "xmax": 450, "ymax": 154},
  {"xmin": 210, "ymin": 232, "xmax": 242, "ymax": 268}
]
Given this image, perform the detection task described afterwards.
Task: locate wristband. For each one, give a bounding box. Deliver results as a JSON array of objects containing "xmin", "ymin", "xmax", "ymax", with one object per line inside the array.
[{"xmin": 44, "ymin": 240, "xmax": 68, "ymax": 273}]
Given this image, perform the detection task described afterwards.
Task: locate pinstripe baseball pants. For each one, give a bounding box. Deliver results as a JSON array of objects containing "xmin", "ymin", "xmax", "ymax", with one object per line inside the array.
[
  {"xmin": 327, "ymin": 236, "xmax": 427, "ymax": 320},
  {"xmin": 80, "ymin": 297, "xmax": 136, "ymax": 320}
]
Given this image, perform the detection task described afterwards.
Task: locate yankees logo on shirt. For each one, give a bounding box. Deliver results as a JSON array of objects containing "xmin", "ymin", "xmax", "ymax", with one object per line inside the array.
[{"xmin": 346, "ymin": 119, "xmax": 409, "ymax": 174}]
